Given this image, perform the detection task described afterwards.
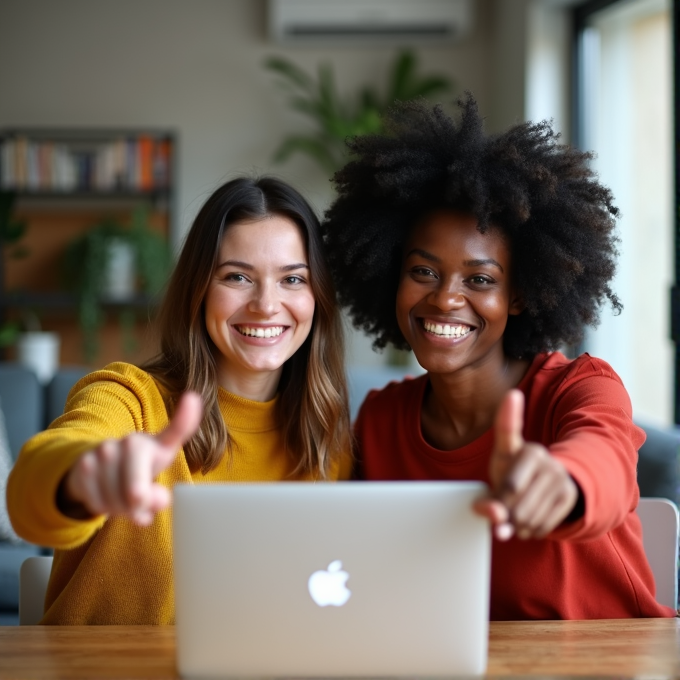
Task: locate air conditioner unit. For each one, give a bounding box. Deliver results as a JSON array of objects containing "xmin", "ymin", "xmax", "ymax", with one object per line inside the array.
[{"xmin": 267, "ymin": 0, "xmax": 474, "ymax": 45}]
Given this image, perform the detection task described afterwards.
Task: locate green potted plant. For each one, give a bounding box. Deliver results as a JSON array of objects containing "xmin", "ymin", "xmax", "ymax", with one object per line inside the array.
[
  {"xmin": 61, "ymin": 206, "xmax": 172, "ymax": 362},
  {"xmin": 265, "ymin": 51, "xmax": 452, "ymax": 368},
  {"xmin": 0, "ymin": 193, "xmax": 62, "ymax": 382},
  {"xmin": 265, "ymin": 50, "xmax": 454, "ymax": 175},
  {"xmin": 0, "ymin": 191, "xmax": 29, "ymax": 348}
]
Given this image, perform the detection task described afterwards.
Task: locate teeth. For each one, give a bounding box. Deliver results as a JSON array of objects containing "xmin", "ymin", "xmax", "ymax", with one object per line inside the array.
[
  {"xmin": 236, "ymin": 326, "xmax": 284, "ymax": 338},
  {"xmin": 423, "ymin": 321, "xmax": 471, "ymax": 338}
]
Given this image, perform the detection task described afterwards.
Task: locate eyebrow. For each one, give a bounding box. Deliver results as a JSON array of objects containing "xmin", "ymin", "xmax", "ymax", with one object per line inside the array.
[
  {"xmin": 406, "ymin": 248, "xmax": 441, "ymax": 263},
  {"xmin": 216, "ymin": 259, "xmax": 309, "ymax": 272},
  {"xmin": 464, "ymin": 258, "xmax": 504, "ymax": 273},
  {"xmin": 405, "ymin": 249, "xmax": 504, "ymax": 273}
]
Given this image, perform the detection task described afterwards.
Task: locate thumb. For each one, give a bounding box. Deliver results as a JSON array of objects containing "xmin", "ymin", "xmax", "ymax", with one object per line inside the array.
[
  {"xmin": 154, "ymin": 392, "xmax": 203, "ymax": 461},
  {"xmin": 490, "ymin": 389, "xmax": 525, "ymax": 488}
]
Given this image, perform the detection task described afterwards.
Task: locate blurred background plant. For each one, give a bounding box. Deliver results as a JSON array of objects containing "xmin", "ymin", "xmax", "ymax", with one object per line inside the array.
[
  {"xmin": 61, "ymin": 206, "xmax": 171, "ymax": 362},
  {"xmin": 0, "ymin": 192, "xmax": 29, "ymax": 348},
  {"xmin": 265, "ymin": 50, "xmax": 454, "ymax": 175}
]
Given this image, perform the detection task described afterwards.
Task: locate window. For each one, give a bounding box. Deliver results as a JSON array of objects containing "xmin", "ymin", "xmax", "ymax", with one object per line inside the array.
[{"xmin": 574, "ymin": 0, "xmax": 672, "ymax": 425}]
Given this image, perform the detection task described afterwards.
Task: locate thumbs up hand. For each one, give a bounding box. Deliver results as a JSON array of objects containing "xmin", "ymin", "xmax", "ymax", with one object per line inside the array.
[
  {"xmin": 58, "ymin": 392, "xmax": 203, "ymax": 526},
  {"xmin": 473, "ymin": 389, "xmax": 580, "ymax": 541}
]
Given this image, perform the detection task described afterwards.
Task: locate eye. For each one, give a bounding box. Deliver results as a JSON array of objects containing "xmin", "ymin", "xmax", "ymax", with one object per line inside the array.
[
  {"xmin": 467, "ymin": 274, "xmax": 495, "ymax": 286},
  {"xmin": 224, "ymin": 273, "xmax": 249, "ymax": 284},
  {"xmin": 409, "ymin": 266, "xmax": 438, "ymax": 280},
  {"xmin": 283, "ymin": 275, "xmax": 307, "ymax": 286}
]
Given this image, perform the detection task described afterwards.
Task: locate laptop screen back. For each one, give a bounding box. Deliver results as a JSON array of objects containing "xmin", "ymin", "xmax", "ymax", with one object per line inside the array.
[{"xmin": 174, "ymin": 481, "xmax": 491, "ymax": 677}]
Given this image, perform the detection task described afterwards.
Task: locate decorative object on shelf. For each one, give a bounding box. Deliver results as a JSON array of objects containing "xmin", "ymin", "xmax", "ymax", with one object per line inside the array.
[
  {"xmin": 264, "ymin": 50, "xmax": 453, "ymax": 174},
  {"xmin": 16, "ymin": 330, "xmax": 61, "ymax": 385},
  {"xmin": 102, "ymin": 238, "xmax": 136, "ymax": 301},
  {"xmin": 61, "ymin": 206, "xmax": 172, "ymax": 362},
  {"xmin": 0, "ymin": 310, "xmax": 60, "ymax": 384}
]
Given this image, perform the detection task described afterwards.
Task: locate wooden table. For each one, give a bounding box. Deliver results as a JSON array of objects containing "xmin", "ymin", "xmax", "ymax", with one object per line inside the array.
[{"xmin": 0, "ymin": 618, "xmax": 678, "ymax": 679}]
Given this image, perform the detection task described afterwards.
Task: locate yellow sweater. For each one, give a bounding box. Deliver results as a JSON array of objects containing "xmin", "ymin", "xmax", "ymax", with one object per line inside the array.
[{"xmin": 7, "ymin": 362, "xmax": 350, "ymax": 625}]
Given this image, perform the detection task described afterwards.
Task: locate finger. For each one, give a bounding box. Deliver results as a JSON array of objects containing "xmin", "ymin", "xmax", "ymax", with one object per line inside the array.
[
  {"xmin": 493, "ymin": 389, "xmax": 525, "ymax": 458},
  {"xmin": 473, "ymin": 498, "xmax": 510, "ymax": 525},
  {"xmin": 472, "ymin": 498, "xmax": 515, "ymax": 540},
  {"xmin": 499, "ymin": 448, "xmax": 541, "ymax": 496},
  {"xmin": 531, "ymin": 486, "xmax": 579, "ymax": 539},
  {"xmin": 513, "ymin": 476, "xmax": 578, "ymax": 539},
  {"xmin": 509, "ymin": 471, "xmax": 557, "ymax": 538},
  {"xmin": 499, "ymin": 445, "xmax": 543, "ymax": 500},
  {"xmin": 131, "ymin": 485, "xmax": 170, "ymax": 527},
  {"xmin": 121, "ymin": 435, "xmax": 156, "ymax": 510},
  {"xmin": 495, "ymin": 522, "xmax": 515, "ymax": 541},
  {"xmin": 70, "ymin": 452, "xmax": 107, "ymax": 516},
  {"xmin": 94, "ymin": 440, "xmax": 126, "ymax": 514},
  {"xmin": 154, "ymin": 392, "xmax": 203, "ymax": 462}
]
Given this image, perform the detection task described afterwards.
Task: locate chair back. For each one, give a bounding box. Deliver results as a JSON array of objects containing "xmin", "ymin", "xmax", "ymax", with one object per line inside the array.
[
  {"xmin": 19, "ymin": 556, "xmax": 53, "ymax": 625},
  {"xmin": 636, "ymin": 498, "xmax": 679, "ymax": 609}
]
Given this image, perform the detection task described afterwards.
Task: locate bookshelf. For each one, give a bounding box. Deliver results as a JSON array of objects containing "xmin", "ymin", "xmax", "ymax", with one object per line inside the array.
[{"xmin": 0, "ymin": 129, "xmax": 175, "ymax": 367}]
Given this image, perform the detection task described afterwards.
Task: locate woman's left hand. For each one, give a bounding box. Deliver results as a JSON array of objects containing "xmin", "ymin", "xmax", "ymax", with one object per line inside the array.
[{"xmin": 473, "ymin": 389, "xmax": 581, "ymax": 541}]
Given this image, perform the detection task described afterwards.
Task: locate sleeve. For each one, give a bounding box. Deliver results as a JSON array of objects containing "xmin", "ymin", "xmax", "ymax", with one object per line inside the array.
[
  {"xmin": 545, "ymin": 360, "xmax": 645, "ymax": 541},
  {"xmin": 7, "ymin": 368, "xmax": 150, "ymax": 549}
]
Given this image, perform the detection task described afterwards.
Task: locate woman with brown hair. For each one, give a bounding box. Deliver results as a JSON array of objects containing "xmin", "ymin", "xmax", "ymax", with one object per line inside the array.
[{"xmin": 8, "ymin": 176, "xmax": 351, "ymax": 624}]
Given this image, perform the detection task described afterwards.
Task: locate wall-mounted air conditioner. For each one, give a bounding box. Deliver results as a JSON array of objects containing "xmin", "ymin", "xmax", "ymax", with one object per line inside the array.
[{"xmin": 267, "ymin": 0, "xmax": 474, "ymax": 45}]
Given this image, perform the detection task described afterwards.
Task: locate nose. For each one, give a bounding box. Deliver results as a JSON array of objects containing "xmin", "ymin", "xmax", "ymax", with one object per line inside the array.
[
  {"xmin": 428, "ymin": 281, "xmax": 465, "ymax": 311},
  {"xmin": 248, "ymin": 280, "xmax": 281, "ymax": 317}
]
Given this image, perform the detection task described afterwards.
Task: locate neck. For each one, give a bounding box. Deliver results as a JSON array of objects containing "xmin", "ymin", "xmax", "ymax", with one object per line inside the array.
[
  {"xmin": 215, "ymin": 364, "xmax": 282, "ymax": 402},
  {"xmin": 422, "ymin": 351, "xmax": 530, "ymax": 450}
]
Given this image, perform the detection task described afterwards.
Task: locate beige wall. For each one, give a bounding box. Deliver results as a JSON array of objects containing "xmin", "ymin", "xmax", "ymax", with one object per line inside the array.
[{"xmin": 0, "ymin": 0, "xmax": 512, "ymax": 241}]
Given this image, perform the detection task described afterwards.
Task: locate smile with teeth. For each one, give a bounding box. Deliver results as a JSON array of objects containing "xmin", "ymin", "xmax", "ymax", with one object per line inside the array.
[
  {"xmin": 235, "ymin": 325, "xmax": 286, "ymax": 338},
  {"xmin": 422, "ymin": 320, "xmax": 472, "ymax": 338}
]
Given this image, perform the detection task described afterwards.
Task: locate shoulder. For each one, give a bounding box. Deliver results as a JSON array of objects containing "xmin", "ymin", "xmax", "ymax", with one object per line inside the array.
[
  {"xmin": 69, "ymin": 362, "xmax": 163, "ymax": 400},
  {"xmin": 528, "ymin": 352, "xmax": 625, "ymax": 392},
  {"xmin": 525, "ymin": 352, "xmax": 633, "ymax": 420},
  {"xmin": 64, "ymin": 362, "xmax": 170, "ymax": 431}
]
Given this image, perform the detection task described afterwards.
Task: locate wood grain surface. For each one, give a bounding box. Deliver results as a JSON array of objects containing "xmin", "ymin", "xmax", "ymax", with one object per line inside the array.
[{"xmin": 0, "ymin": 618, "xmax": 678, "ymax": 679}]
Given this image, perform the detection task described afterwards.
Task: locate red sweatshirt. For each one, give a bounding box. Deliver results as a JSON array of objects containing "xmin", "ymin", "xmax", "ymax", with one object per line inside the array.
[{"xmin": 354, "ymin": 352, "xmax": 676, "ymax": 620}]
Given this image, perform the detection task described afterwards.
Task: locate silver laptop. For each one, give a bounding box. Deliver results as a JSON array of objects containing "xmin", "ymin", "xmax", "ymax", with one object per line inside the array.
[{"xmin": 173, "ymin": 482, "xmax": 491, "ymax": 678}]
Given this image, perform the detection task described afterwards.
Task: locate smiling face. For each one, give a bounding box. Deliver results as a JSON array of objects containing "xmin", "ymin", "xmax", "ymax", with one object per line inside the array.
[
  {"xmin": 204, "ymin": 215, "xmax": 316, "ymax": 399},
  {"xmin": 396, "ymin": 210, "xmax": 523, "ymax": 377}
]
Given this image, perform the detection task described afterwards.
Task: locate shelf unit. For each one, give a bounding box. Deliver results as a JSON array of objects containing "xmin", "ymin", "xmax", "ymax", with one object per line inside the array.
[{"xmin": 0, "ymin": 128, "xmax": 175, "ymax": 366}]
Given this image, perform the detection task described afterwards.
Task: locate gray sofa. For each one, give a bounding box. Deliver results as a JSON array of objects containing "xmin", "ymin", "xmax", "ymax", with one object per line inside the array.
[{"xmin": 0, "ymin": 362, "xmax": 89, "ymax": 623}]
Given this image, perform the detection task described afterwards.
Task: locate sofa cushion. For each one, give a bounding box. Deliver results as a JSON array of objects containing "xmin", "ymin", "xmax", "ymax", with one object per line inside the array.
[
  {"xmin": 0, "ymin": 397, "xmax": 20, "ymax": 543},
  {"xmin": 0, "ymin": 363, "xmax": 43, "ymax": 461}
]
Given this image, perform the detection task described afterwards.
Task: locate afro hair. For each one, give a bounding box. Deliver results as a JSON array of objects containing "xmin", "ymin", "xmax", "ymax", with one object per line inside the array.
[{"xmin": 321, "ymin": 94, "xmax": 621, "ymax": 359}]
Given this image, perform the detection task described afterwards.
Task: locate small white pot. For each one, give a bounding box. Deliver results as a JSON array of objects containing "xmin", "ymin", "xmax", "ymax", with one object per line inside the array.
[
  {"xmin": 17, "ymin": 332, "xmax": 61, "ymax": 385},
  {"xmin": 102, "ymin": 238, "xmax": 136, "ymax": 301}
]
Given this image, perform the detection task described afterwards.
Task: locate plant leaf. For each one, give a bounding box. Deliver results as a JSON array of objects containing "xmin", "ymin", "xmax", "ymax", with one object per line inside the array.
[
  {"xmin": 387, "ymin": 50, "xmax": 417, "ymax": 103},
  {"xmin": 273, "ymin": 135, "xmax": 341, "ymax": 175},
  {"xmin": 263, "ymin": 56, "xmax": 315, "ymax": 93},
  {"xmin": 0, "ymin": 321, "xmax": 20, "ymax": 348},
  {"xmin": 401, "ymin": 76, "xmax": 452, "ymax": 101}
]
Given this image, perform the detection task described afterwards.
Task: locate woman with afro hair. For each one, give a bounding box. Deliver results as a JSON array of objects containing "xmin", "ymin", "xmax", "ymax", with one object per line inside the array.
[{"xmin": 322, "ymin": 94, "xmax": 676, "ymax": 620}]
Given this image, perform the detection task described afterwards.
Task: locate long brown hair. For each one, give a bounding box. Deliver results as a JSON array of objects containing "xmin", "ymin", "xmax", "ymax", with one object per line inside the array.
[{"xmin": 144, "ymin": 176, "xmax": 350, "ymax": 477}]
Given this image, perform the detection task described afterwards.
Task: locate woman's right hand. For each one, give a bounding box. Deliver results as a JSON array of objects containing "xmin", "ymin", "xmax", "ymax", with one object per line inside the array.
[{"xmin": 57, "ymin": 392, "xmax": 203, "ymax": 526}]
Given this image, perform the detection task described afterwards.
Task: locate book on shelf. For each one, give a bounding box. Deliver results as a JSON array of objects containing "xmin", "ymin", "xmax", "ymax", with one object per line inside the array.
[{"xmin": 0, "ymin": 132, "xmax": 172, "ymax": 194}]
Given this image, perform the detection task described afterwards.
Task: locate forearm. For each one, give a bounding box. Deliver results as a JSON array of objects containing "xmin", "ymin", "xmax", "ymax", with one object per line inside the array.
[{"xmin": 7, "ymin": 429, "xmax": 106, "ymax": 548}]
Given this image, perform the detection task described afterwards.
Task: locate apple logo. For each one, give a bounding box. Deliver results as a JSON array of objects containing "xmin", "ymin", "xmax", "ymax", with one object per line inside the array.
[{"xmin": 308, "ymin": 560, "xmax": 351, "ymax": 607}]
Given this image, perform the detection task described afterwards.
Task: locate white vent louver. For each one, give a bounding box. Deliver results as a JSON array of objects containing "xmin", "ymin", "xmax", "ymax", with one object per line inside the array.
[{"xmin": 268, "ymin": 0, "xmax": 473, "ymax": 45}]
